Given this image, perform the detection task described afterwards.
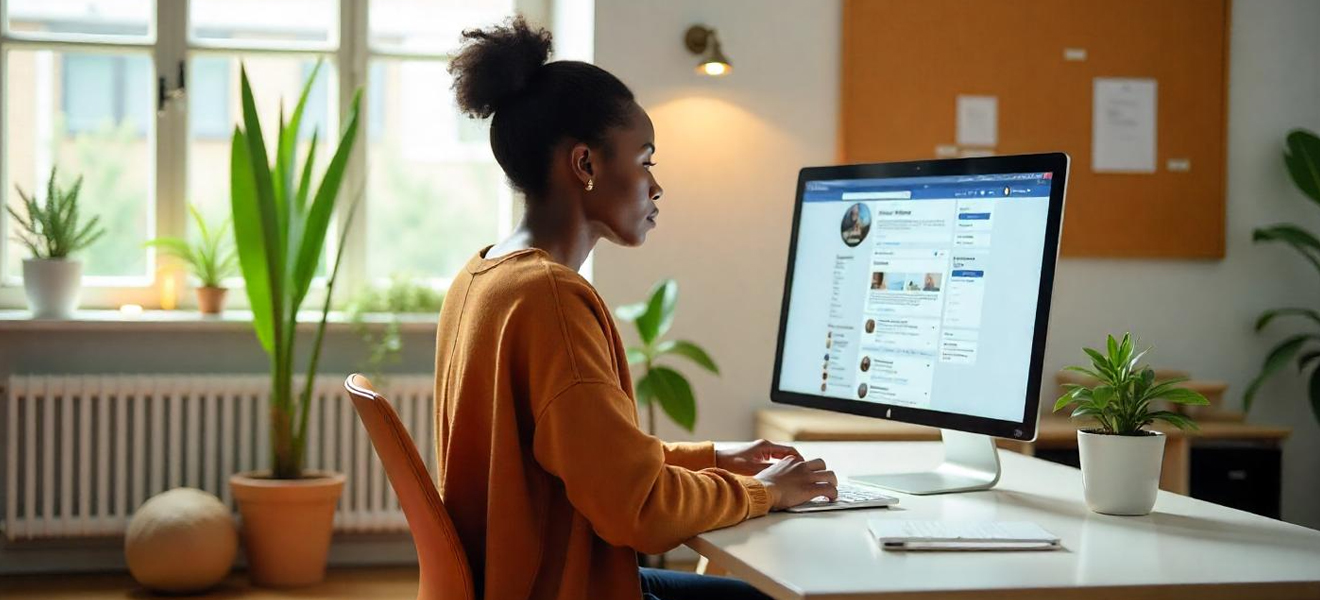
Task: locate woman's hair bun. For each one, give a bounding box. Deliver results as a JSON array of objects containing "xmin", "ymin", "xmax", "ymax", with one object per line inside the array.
[{"xmin": 449, "ymin": 16, "xmax": 553, "ymax": 119}]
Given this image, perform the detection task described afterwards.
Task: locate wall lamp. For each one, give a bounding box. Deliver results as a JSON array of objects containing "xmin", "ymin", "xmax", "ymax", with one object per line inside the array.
[{"xmin": 684, "ymin": 25, "xmax": 732, "ymax": 76}]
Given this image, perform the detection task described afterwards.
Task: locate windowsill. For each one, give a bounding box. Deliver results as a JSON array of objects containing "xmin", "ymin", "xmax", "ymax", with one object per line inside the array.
[{"xmin": 0, "ymin": 309, "xmax": 439, "ymax": 334}]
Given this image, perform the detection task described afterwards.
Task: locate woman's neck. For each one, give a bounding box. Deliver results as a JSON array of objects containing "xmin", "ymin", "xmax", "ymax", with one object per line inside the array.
[{"xmin": 488, "ymin": 198, "xmax": 598, "ymax": 272}]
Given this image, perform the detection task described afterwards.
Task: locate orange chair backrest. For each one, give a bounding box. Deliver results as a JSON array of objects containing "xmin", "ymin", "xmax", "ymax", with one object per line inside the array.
[{"xmin": 345, "ymin": 374, "xmax": 475, "ymax": 600}]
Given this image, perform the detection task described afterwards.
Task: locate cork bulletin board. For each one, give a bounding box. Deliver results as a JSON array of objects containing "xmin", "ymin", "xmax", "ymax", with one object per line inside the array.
[{"xmin": 840, "ymin": 0, "xmax": 1231, "ymax": 258}]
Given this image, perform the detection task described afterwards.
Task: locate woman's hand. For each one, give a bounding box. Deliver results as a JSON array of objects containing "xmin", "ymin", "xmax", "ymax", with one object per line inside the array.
[
  {"xmin": 754, "ymin": 456, "xmax": 838, "ymax": 510},
  {"xmin": 715, "ymin": 439, "xmax": 804, "ymax": 476}
]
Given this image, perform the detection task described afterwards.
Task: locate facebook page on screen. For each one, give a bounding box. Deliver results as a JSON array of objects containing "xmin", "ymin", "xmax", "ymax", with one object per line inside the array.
[{"xmin": 778, "ymin": 172, "xmax": 1053, "ymax": 422}]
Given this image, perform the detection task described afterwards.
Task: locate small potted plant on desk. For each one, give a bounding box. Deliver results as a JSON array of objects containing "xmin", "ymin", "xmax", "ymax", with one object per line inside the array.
[
  {"xmin": 145, "ymin": 204, "xmax": 239, "ymax": 314},
  {"xmin": 1054, "ymin": 333, "xmax": 1208, "ymax": 516},
  {"xmin": 6, "ymin": 167, "xmax": 104, "ymax": 319}
]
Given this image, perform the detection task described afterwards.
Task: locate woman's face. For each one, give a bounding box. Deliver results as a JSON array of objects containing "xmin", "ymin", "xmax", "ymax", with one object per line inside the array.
[{"xmin": 584, "ymin": 103, "xmax": 663, "ymax": 247}]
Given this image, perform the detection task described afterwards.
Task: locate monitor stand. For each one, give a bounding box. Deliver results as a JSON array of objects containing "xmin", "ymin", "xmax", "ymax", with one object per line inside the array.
[{"xmin": 850, "ymin": 429, "xmax": 1001, "ymax": 495}]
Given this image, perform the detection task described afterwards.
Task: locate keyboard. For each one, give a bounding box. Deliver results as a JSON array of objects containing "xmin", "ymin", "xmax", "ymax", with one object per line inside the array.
[{"xmin": 785, "ymin": 480, "xmax": 899, "ymax": 513}]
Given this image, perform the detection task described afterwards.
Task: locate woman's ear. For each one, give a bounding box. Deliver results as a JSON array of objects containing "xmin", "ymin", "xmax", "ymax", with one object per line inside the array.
[{"xmin": 570, "ymin": 142, "xmax": 594, "ymax": 188}]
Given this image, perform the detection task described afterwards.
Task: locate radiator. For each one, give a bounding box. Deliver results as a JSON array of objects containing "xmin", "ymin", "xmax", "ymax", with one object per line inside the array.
[{"xmin": 2, "ymin": 374, "xmax": 435, "ymax": 541}]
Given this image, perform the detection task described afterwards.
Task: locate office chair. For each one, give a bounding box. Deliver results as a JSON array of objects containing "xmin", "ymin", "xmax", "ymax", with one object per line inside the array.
[{"xmin": 345, "ymin": 374, "xmax": 476, "ymax": 600}]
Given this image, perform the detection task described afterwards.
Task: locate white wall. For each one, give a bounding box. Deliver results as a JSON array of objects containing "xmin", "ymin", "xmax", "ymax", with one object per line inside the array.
[
  {"xmin": 592, "ymin": 0, "xmax": 841, "ymax": 446},
  {"xmin": 593, "ymin": 0, "xmax": 1320, "ymax": 528}
]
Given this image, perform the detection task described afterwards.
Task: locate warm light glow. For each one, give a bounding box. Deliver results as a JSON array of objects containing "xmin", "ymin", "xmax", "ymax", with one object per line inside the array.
[
  {"xmin": 160, "ymin": 271, "xmax": 177, "ymax": 311},
  {"xmin": 699, "ymin": 61, "xmax": 730, "ymax": 76},
  {"xmin": 119, "ymin": 304, "xmax": 144, "ymax": 316}
]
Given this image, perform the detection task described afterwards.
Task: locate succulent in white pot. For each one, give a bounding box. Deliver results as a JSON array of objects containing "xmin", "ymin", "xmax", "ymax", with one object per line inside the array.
[
  {"xmin": 1054, "ymin": 333, "xmax": 1208, "ymax": 516},
  {"xmin": 6, "ymin": 168, "xmax": 104, "ymax": 319}
]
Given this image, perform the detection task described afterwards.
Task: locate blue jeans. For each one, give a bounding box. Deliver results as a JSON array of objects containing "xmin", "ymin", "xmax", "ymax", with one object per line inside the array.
[{"xmin": 639, "ymin": 567, "xmax": 772, "ymax": 600}]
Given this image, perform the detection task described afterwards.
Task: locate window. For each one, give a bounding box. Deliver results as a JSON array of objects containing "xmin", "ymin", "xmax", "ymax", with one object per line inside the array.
[
  {"xmin": 1, "ymin": 0, "xmax": 549, "ymax": 310},
  {"xmin": 365, "ymin": 0, "xmax": 516, "ymax": 282},
  {"xmin": 3, "ymin": 5, "xmax": 157, "ymax": 284}
]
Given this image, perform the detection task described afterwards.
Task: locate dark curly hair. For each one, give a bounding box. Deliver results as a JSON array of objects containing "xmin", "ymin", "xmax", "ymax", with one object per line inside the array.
[{"xmin": 449, "ymin": 16, "xmax": 636, "ymax": 199}]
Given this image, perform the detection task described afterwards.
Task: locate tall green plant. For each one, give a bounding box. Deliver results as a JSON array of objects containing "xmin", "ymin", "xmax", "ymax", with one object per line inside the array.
[
  {"xmin": 231, "ymin": 60, "xmax": 363, "ymax": 479},
  {"xmin": 7, "ymin": 167, "xmax": 104, "ymax": 259},
  {"xmin": 1054, "ymin": 333, "xmax": 1208, "ymax": 435},
  {"xmin": 145, "ymin": 204, "xmax": 239, "ymax": 287},
  {"xmin": 614, "ymin": 279, "xmax": 720, "ymax": 433},
  {"xmin": 1247, "ymin": 129, "xmax": 1320, "ymax": 426}
]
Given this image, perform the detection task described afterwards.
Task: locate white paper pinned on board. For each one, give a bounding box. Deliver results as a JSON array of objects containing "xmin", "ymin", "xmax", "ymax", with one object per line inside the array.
[
  {"xmin": 1092, "ymin": 78, "xmax": 1157, "ymax": 173},
  {"xmin": 956, "ymin": 95, "xmax": 998, "ymax": 147}
]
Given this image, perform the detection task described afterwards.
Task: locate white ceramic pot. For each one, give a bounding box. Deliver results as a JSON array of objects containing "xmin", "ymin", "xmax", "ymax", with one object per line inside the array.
[
  {"xmin": 22, "ymin": 258, "xmax": 83, "ymax": 319},
  {"xmin": 1076, "ymin": 429, "xmax": 1165, "ymax": 516}
]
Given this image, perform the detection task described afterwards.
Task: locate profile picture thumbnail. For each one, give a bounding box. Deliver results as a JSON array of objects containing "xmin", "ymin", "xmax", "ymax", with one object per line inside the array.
[
  {"xmin": 857, "ymin": 383, "xmax": 869, "ymax": 399},
  {"xmin": 922, "ymin": 272, "xmax": 943, "ymax": 292},
  {"xmin": 860, "ymin": 356, "xmax": 871, "ymax": 372},
  {"xmin": 864, "ymin": 319, "xmax": 876, "ymax": 334},
  {"xmin": 840, "ymin": 202, "xmax": 872, "ymax": 247}
]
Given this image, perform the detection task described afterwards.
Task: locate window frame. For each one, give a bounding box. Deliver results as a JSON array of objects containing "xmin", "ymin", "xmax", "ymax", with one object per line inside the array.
[{"xmin": 0, "ymin": 0, "xmax": 548, "ymax": 312}]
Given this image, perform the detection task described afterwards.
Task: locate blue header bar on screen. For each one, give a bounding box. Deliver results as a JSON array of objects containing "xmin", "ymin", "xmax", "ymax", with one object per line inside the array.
[{"xmin": 803, "ymin": 172, "xmax": 1053, "ymax": 202}]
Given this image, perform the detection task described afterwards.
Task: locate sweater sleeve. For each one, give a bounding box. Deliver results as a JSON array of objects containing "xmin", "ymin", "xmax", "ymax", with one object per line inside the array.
[
  {"xmin": 533, "ymin": 382, "xmax": 770, "ymax": 554},
  {"xmin": 663, "ymin": 442, "xmax": 717, "ymax": 471}
]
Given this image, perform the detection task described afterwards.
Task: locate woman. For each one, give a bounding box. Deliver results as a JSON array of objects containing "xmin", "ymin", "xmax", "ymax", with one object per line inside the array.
[{"xmin": 434, "ymin": 17, "xmax": 838, "ymax": 600}]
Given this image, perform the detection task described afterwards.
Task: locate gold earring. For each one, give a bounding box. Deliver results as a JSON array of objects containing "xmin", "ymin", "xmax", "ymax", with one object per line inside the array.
[{"xmin": 585, "ymin": 178, "xmax": 595, "ymax": 192}]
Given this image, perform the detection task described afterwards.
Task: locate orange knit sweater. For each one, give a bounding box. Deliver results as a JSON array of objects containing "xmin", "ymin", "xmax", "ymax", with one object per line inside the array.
[{"xmin": 433, "ymin": 247, "xmax": 771, "ymax": 600}]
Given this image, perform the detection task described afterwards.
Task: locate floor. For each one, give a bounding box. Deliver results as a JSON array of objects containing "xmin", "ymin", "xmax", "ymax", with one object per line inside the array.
[
  {"xmin": 0, "ymin": 567, "xmax": 421, "ymax": 599},
  {"xmin": 1, "ymin": 562, "xmax": 701, "ymax": 598}
]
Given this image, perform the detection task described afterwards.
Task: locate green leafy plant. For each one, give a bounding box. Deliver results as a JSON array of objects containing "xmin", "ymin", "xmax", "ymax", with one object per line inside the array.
[
  {"xmin": 344, "ymin": 273, "xmax": 446, "ymax": 382},
  {"xmin": 1246, "ymin": 128, "xmax": 1320, "ymax": 426},
  {"xmin": 1054, "ymin": 333, "xmax": 1208, "ymax": 435},
  {"xmin": 144, "ymin": 204, "xmax": 239, "ymax": 287},
  {"xmin": 6, "ymin": 167, "xmax": 104, "ymax": 259},
  {"xmin": 231, "ymin": 60, "xmax": 363, "ymax": 479},
  {"xmin": 614, "ymin": 279, "xmax": 720, "ymax": 433}
]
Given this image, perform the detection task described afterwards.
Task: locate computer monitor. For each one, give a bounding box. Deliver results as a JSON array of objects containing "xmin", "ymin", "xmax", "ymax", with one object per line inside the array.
[{"xmin": 770, "ymin": 153, "xmax": 1069, "ymax": 495}]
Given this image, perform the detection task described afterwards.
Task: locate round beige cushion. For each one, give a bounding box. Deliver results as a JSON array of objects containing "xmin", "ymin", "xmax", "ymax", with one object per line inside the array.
[{"xmin": 125, "ymin": 487, "xmax": 238, "ymax": 593}]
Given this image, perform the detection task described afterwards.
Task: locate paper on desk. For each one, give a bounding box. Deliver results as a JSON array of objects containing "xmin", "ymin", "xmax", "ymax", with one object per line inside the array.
[
  {"xmin": 1092, "ymin": 78, "xmax": 1157, "ymax": 173},
  {"xmin": 956, "ymin": 95, "xmax": 998, "ymax": 147}
]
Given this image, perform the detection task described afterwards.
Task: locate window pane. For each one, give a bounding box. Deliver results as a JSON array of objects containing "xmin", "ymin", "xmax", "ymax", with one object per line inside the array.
[
  {"xmin": 191, "ymin": 0, "xmax": 337, "ymax": 47},
  {"xmin": 6, "ymin": 0, "xmax": 153, "ymax": 41},
  {"xmin": 366, "ymin": 59, "xmax": 504, "ymax": 280},
  {"xmin": 4, "ymin": 50, "xmax": 155, "ymax": 280},
  {"xmin": 186, "ymin": 55, "xmax": 337, "ymax": 275},
  {"xmin": 369, "ymin": 0, "xmax": 514, "ymax": 54}
]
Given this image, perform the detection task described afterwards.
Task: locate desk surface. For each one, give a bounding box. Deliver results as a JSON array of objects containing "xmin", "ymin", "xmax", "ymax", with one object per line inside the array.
[{"xmin": 686, "ymin": 442, "xmax": 1320, "ymax": 600}]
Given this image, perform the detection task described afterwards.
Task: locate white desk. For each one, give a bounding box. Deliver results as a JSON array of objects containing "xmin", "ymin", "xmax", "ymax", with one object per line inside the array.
[{"xmin": 687, "ymin": 442, "xmax": 1320, "ymax": 600}]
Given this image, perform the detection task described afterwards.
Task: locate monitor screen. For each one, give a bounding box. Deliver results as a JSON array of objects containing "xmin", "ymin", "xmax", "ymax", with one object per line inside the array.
[{"xmin": 773, "ymin": 156, "xmax": 1066, "ymax": 437}]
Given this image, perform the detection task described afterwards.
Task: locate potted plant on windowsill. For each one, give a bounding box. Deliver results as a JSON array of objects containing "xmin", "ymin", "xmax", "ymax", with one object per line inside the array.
[
  {"xmin": 226, "ymin": 60, "xmax": 363, "ymax": 588},
  {"xmin": 1054, "ymin": 333, "xmax": 1208, "ymax": 516},
  {"xmin": 145, "ymin": 204, "xmax": 239, "ymax": 314},
  {"xmin": 6, "ymin": 168, "xmax": 105, "ymax": 319}
]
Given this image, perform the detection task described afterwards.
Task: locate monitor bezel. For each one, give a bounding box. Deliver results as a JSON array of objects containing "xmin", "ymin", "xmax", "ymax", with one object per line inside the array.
[{"xmin": 769, "ymin": 152, "xmax": 1069, "ymax": 442}]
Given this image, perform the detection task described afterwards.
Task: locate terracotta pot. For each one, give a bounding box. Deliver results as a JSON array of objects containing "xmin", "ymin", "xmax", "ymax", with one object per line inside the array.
[
  {"xmin": 196, "ymin": 286, "xmax": 228, "ymax": 314},
  {"xmin": 229, "ymin": 471, "xmax": 345, "ymax": 587}
]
